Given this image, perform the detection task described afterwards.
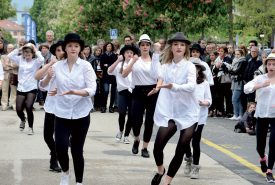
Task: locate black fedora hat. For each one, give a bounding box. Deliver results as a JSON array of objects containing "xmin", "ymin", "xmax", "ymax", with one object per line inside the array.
[
  {"xmin": 190, "ymin": 43, "xmax": 203, "ymax": 55},
  {"xmin": 167, "ymin": 32, "xmax": 191, "ymax": 45},
  {"xmin": 119, "ymin": 45, "xmax": 138, "ymax": 56},
  {"xmin": 50, "ymin": 40, "xmax": 64, "ymax": 56},
  {"xmin": 62, "ymin": 33, "xmax": 85, "ymax": 51}
]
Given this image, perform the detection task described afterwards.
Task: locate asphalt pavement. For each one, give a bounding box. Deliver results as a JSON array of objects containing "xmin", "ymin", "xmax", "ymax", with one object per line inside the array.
[{"xmin": 0, "ymin": 104, "xmax": 254, "ymax": 185}]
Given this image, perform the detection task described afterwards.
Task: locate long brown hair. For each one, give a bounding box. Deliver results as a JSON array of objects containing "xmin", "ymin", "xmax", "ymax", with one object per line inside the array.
[{"xmin": 161, "ymin": 42, "xmax": 190, "ymax": 64}]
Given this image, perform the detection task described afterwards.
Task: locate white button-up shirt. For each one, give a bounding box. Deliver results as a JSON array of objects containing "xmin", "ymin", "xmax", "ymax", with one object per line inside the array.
[
  {"xmin": 131, "ymin": 57, "xmax": 158, "ymax": 87},
  {"xmin": 39, "ymin": 77, "xmax": 56, "ymax": 114},
  {"xmin": 244, "ymin": 74, "xmax": 275, "ymax": 118},
  {"xmin": 151, "ymin": 54, "xmax": 199, "ymax": 130},
  {"xmin": 51, "ymin": 58, "xmax": 97, "ymax": 119},
  {"xmin": 108, "ymin": 61, "xmax": 132, "ymax": 92},
  {"xmin": 8, "ymin": 49, "xmax": 44, "ymax": 92},
  {"xmin": 194, "ymin": 81, "xmax": 212, "ymax": 125}
]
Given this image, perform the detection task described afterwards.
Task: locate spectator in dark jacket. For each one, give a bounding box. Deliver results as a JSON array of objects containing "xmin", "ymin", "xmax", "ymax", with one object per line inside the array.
[
  {"xmin": 100, "ymin": 42, "xmax": 118, "ymax": 113},
  {"xmin": 243, "ymin": 46, "xmax": 262, "ymax": 102}
]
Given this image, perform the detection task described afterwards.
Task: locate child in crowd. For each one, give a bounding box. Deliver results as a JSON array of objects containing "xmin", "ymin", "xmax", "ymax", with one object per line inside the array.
[{"xmin": 234, "ymin": 102, "xmax": 256, "ymax": 135}]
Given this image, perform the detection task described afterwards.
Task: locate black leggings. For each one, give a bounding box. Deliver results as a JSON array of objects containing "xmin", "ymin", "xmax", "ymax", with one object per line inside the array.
[
  {"xmin": 185, "ymin": 124, "xmax": 204, "ymax": 165},
  {"xmin": 16, "ymin": 90, "xmax": 37, "ymax": 128},
  {"xmin": 256, "ymin": 118, "xmax": 275, "ymax": 170},
  {"xmin": 153, "ymin": 120, "xmax": 197, "ymax": 178},
  {"xmin": 55, "ymin": 115, "xmax": 90, "ymax": 183},
  {"xmin": 131, "ymin": 85, "xmax": 158, "ymax": 143},
  {"xmin": 44, "ymin": 112, "xmax": 57, "ymax": 157},
  {"xmin": 118, "ymin": 90, "xmax": 132, "ymax": 137}
]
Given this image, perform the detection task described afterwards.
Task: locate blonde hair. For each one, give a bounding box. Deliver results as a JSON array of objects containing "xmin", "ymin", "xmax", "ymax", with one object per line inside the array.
[{"xmin": 161, "ymin": 42, "xmax": 190, "ymax": 64}]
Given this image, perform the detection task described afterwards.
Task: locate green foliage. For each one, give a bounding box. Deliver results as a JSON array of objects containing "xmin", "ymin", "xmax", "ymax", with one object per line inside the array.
[
  {"xmin": 0, "ymin": 0, "xmax": 16, "ymax": 19},
  {"xmin": 234, "ymin": 0, "xmax": 275, "ymax": 46},
  {"xmin": 30, "ymin": 0, "xmax": 79, "ymax": 42},
  {"xmin": 0, "ymin": 28, "xmax": 16, "ymax": 44}
]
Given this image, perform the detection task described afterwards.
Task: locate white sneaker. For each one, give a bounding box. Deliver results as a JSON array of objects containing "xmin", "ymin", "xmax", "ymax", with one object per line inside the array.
[
  {"xmin": 123, "ymin": 136, "xmax": 130, "ymax": 144},
  {"xmin": 19, "ymin": 120, "xmax": 26, "ymax": 131},
  {"xmin": 229, "ymin": 115, "xmax": 238, "ymax": 120},
  {"xmin": 115, "ymin": 131, "xmax": 122, "ymax": 141},
  {"xmin": 237, "ymin": 116, "xmax": 242, "ymax": 120},
  {"xmin": 183, "ymin": 157, "xmax": 192, "ymax": 176},
  {"xmin": 60, "ymin": 172, "xmax": 69, "ymax": 185},
  {"xmin": 190, "ymin": 165, "xmax": 200, "ymax": 179},
  {"xmin": 27, "ymin": 127, "xmax": 34, "ymax": 135},
  {"xmin": 76, "ymin": 183, "xmax": 82, "ymax": 185}
]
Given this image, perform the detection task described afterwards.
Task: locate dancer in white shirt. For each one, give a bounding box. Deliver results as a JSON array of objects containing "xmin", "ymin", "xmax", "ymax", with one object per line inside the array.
[
  {"xmin": 150, "ymin": 32, "xmax": 199, "ymax": 185},
  {"xmin": 183, "ymin": 57, "xmax": 212, "ymax": 179},
  {"xmin": 108, "ymin": 45, "xmax": 138, "ymax": 144},
  {"xmin": 7, "ymin": 43, "xmax": 44, "ymax": 135},
  {"xmin": 122, "ymin": 34, "xmax": 159, "ymax": 158},
  {"xmin": 244, "ymin": 53, "xmax": 275, "ymax": 183},
  {"xmin": 35, "ymin": 40, "xmax": 65, "ymax": 172},
  {"xmin": 41, "ymin": 33, "xmax": 97, "ymax": 185}
]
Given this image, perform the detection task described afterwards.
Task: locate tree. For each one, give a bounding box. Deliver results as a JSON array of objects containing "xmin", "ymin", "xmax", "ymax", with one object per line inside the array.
[
  {"xmin": 0, "ymin": 0, "xmax": 16, "ymax": 20},
  {"xmin": 235, "ymin": 0, "xmax": 275, "ymax": 46}
]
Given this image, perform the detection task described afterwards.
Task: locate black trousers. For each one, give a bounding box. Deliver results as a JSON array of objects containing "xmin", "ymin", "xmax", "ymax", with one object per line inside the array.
[
  {"xmin": 44, "ymin": 112, "xmax": 57, "ymax": 158},
  {"xmin": 55, "ymin": 115, "xmax": 90, "ymax": 183},
  {"xmin": 131, "ymin": 85, "xmax": 158, "ymax": 143},
  {"xmin": 118, "ymin": 90, "xmax": 132, "ymax": 136},
  {"xmin": 256, "ymin": 118, "xmax": 275, "ymax": 170}
]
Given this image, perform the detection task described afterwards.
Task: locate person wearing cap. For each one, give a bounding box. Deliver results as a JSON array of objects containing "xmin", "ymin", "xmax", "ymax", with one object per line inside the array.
[
  {"xmin": 40, "ymin": 33, "xmax": 97, "ymax": 185},
  {"xmin": 35, "ymin": 40, "xmax": 65, "ymax": 173},
  {"xmin": 244, "ymin": 53, "xmax": 275, "ymax": 183},
  {"xmin": 7, "ymin": 43, "xmax": 44, "ymax": 135},
  {"xmin": 122, "ymin": 33, "xmax": 159, "ymax": 158},
  {"xmin": 107, "ymin": 45, "xmax": 138, "ymax": 144},
  {"xmin": 183, "ymin": 57, "xmax": 212, "ymax": 179},
  {"xmin": 149, "ymin": 32, "xmax": 199, "ymax": 185}
]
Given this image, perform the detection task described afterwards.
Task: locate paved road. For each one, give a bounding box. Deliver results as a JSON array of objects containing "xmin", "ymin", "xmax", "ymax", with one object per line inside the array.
[{"xmin": 0, "ymin": 105, "xmax": 260, "ymax": 185}]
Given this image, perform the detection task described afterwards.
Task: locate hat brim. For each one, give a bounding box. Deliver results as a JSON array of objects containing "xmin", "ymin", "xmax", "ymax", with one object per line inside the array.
[
  {"xmin": 167, "ymin": 39, "xmax": 191, "ymax": 45},
  {"xmin": 120, "ymin": 46, "xmax": 138, "ymax": 56},
  {"xmin": 138, "ymin": 39, "xmax": 152, "ymax": 45},
  {"xmin": 50, "ymin": 42, "xmax": 63, "ymax": 56},
  {"xmin": 190, "ymin": 47, "xmax": 203, "ymax": 55},
  {"xmin": 62, "ymin": 39, "xmax": 85, "ymax": 51},
  {"xmin": 22, "ymin": 45, "xmax": 34, "ymax": 51}
]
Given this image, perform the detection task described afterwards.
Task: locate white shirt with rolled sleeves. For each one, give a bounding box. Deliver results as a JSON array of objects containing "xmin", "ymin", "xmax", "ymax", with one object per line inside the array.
[
  {"xmin": 51, "ymin": 58, "xmax": 97, "ymax": 119},
  {"xmin": 151, "ymin": 54, "xmax": 199, "ymax": 130},
  {"xmin": 7, "ymin": 49, "xmax": 44, "ymax": 92},
  {"xmin": 108, "ymin": 61, "xmax": 132, "ymax": 92},
  {"xmin": 194, "ymin": 80, "xmax": 212, "ymax": 125},
  {"xmin": 131, "ymin": 57, "xmax": 158, "ymax": 87},
  {"xmin": 39, "ymin": 76, "xmax": 56, "ymax": 114},
  {"xmin": 200, "ymin": 60, "xmax": 214, "ymax": 86},
  {"xmin": 244, "ymin": 74, "xmax": 275, "ymax": 118}
]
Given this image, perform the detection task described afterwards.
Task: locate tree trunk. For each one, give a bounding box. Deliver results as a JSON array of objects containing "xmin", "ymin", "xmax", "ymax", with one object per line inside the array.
[{"xmin": 227, "ymin": 0, "xmax": 233, "ymax": 44}]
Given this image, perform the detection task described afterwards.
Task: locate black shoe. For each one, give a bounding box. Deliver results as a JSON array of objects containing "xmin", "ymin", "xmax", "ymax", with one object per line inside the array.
[
  {"xmin": 113, "ymin": 106, "xmax": 119, "ymax": 112},
  {"xmin": 109, "ymin": 107, "xmax": 114, "ymax": 113},
  {"xmin": 101, "ymin": 107, "xmax": 106, "ymax": 113},
  {"xmin": 266, "ymin": 172, "xmax": 275, "ymax": 183},
  {"xmin": 50, "ymin": 156, "xmax": 61, "ymax": 173},
  {"xmin": 141, "ymin": 148, "xmax": 150, "ymax": 158},
  {"xmin": 260, "ymin": 156, "xmax": 268, "ymax": 173},
  {"xmin": 151, "ymin": 168, "xmax": 166, "ymax": 185},
  {"xmin": 132, "ymin": 140, "xmax": 140, "ymax": 154}
]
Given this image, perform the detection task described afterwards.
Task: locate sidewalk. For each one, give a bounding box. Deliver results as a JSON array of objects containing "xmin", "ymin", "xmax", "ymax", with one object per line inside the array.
[{"xmin": 0, "ymin": 105, "xmax": 253, "ymax": 185}]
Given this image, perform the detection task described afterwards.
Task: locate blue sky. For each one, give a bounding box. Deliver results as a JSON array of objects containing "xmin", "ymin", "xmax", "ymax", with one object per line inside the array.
[{"xmin": 12, "ymin": 0, "xmax": 34, "ymax": 11}]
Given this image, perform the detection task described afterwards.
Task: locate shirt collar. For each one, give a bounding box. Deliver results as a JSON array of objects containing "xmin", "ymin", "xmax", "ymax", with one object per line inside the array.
[{"xmin": 62, "ymin": 57, "xmax": 81, "ymax": 65}]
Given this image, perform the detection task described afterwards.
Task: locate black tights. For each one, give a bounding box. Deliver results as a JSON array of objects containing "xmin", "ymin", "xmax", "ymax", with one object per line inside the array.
[
  {"xmin": 256, "ymin": 118, "xmax": 275, "ymax": 170},
  {"xmin": 185, "ymin": 124, "xmax": 204, "ymax": 165},
  {"xmin": 153, "ymin": 120, "xmax": 197, "ymax": 178},
  {"xmin": 16, "ymin": 90, "xmax": 37, "ymax": 128}
]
